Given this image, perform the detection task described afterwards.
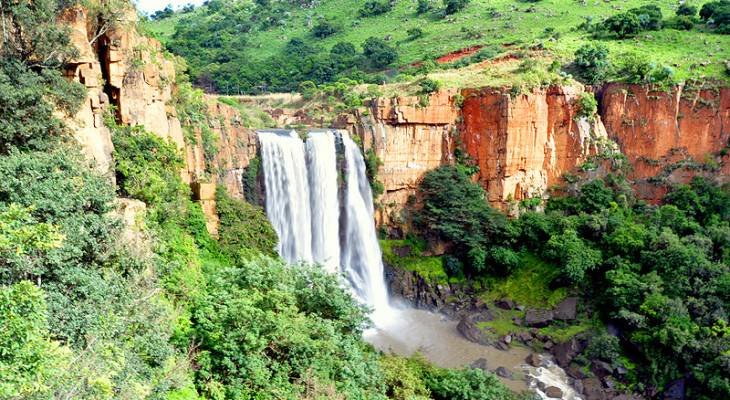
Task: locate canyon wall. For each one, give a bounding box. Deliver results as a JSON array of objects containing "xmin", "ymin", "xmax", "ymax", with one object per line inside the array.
[
  {"xmin": 601, "ymin": 83, "xmax": 730, "ymax": 201},
  {"xmin": 62, "ymin": 7, "xmax": 256, "ymax": 235}
]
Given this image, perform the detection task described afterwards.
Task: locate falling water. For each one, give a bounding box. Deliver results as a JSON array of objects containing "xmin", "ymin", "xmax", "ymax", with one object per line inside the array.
[
  {"xmin": 258, "ymin": 130, "xmax": 313, "ymax": 263},
  {"xmin": 340, "ymin": 132, "xmax": 391, "ymax": 322},
  {"xmin": 305, "ymin": 130, "xmax": 340, "ymax": 274},
  {"xmin": 257, "ymin": 129, "xmax": 391, "ymax": 319}
]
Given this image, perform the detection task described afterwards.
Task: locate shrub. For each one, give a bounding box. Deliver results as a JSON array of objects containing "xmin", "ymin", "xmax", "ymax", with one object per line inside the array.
[
  {"xmin": 444, "ymin": 0, "xmax": 470, "ymax": 15},
  {"xmin": 576, "ymin": 92, "xmax": 598, "ymax": 120},
  {"xmin": 418, "ymin": 78, "xmax": 442, "ymax": 94},
  {"xmin": 363, "ymin": 37, "xmax": 398, "ymax": 68},
  {"xmin": 216, "ymin": 186, "xmax": 278, "ymax": 258},
  {"xmin": 359, "ymin": 0, "xmax": 393, "ymax": 17},
  {"xmin": 628, "ymin": 5, "xmax": 663, "ymax": 31},
  {"xmin": 676, "ymin": 3, "xmax": 698, "ymax": 16},
  {"xmin": 574, "ymin": 42, "xmax": 610, "ymax": 84},
  {"xmin": 668, "ymin": 15, "xmax": 695, "ymax": 30},
  {"xmin": 425, "ymin": 367, "xmax": 514, "ymax": 400},
  {"xmin": 417, "ymin": 0, "xmax": 432, "ymax": 14},
  {"xmin": 407, "ymin": 27, "xmax": 425, "ymax": 40},
  {"xmin": 700, "ymin": 0, "xmax": 730, "ymax": 20},
  {"xmin": 312, "ymin": 19, "xmax": 340, "ymax": 38},
  {"xmin": 603, "ymin": 12, "xmax": 642, "ymax": 38}
]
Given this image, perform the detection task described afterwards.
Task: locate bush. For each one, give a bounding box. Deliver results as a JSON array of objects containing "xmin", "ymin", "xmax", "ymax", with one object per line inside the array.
[
  {"xmin": 574, "ymin": 42, "xmax": 610, "ymax": 84},
  {"xmin": 576, "ymin": 92, "xmax": 598, "ymax": 119},
  {"xmin": 700, "ymin": 0, "xmax": 730, "ymax": 20},
  {"xmin": 419, "ymin": 78, "xmax": 442, "ymax": 94},
  {"xmin": 312, "ymin": 19, "xmax": 340, "ymax": 38},
  {"xmin": 425, "ymin": 368, "xmax": 514, "ymax": 400},
  {"xmin": 676, "ymin": 3, "xmax": 698, "ymax": 17},
  {"xmin": 668, "ymin": 15, "xmax": 695, "ymax": 30},
  {"xmin": 359, "ymin": 0, "xmax": 393, "ymax": 17},
  {"xmin": 628, "ymin": 5, "xmax": 663, "ymax": 31},
  {"xmin": 444, "ymin": 0, "xmax": 470, "ymax": 15},
  {"xmin": 363, "ymin": 37, "xmax": 398, "ymax": 68},
  {"xmin": 215, "ymin": 186, "xmax": 278, "ymax": 258},
  {"xmin": 417, "ymin": 0, "xmax": 432, "ymax": 14},
  {"xmin": 408, "ymin": 27, "xmax": 425, "ymax": 40},
  {"xmin": 603, "ymin": 12, "xmax": 642, "ymax": 38}
]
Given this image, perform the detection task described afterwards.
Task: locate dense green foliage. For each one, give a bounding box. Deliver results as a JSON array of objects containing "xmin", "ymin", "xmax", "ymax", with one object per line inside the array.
[
  {"xmin": 413, "ymin": 164, "xmax": 730, "ymax": 398},
  {"xmin": 216, "ymin": 186, "xmax": 278, "ymax": 258}
]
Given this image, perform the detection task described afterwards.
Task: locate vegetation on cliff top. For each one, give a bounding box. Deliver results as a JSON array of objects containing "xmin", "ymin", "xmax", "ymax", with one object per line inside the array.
[{"xmin": 146, "ymin": 0, "xmax": 730, "ymax": 94}]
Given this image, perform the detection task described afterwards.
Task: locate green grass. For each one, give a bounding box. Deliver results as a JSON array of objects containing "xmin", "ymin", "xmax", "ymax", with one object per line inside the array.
[
  {"xmin": 148, "ymin": 0, "xmax": 730, "ymax": 84},
  {"xmin": 217, "ymin": 96, "xmax": 277, "ymax": 128},
  {"xmin": 481, "ymin": 253, "xmax": 567, "ymax": 309},
  {"xmin": 380, "ymin": 238, "xmax": 452, "ymax": 284}
]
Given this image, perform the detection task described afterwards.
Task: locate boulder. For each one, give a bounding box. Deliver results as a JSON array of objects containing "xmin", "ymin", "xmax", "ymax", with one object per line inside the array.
[
  {"xmin": 517, "ymin": 331, "xmax": 533, "ymax": 342},
  {"xmin": 545, "ymin": 386, "xmax": 564, "ymax": 398},
  {"xmin": 554, "ymin": 297, "xmax": 578, "ymax": 320},
  {"xmin": 496, "ymin": 341, "xmax": 510, "ymax": 351},
  {"xmin": 591, "ymin": 359, "xmax": 614, "ymax": 378},
  {"xmin": 526, "ymin": 353, "xmax": 541, "ymax": 367},
  {"xmin": 457, "ymin": 316, "xmax": 492, "ymax": 346},
  {"xmin": 496, "ymin": 298, "xmax": 516, "ymax": 310},
  {"xmin": 494, "ymin": 366, "xmax": 514, "ymax": 380},
  {"xmin": 551, "ymin": 337, "xmax": 585, "ymax": 367},
  {"xmin": 525, "ymin": 309, "xmax": 554, "ymax": 327},
  {"xmin": 470, "ymin": 358, "xmax": 489, "ymax": 371},
  {"xmin": 583, "ymin": 377, "xmax": 608, "ymax": 400}
]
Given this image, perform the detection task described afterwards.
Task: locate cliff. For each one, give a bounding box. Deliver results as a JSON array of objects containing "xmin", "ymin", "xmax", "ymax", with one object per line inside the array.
[{"xmin": 62, "ymin": 6, "xmax": 256, "ymax": 235}]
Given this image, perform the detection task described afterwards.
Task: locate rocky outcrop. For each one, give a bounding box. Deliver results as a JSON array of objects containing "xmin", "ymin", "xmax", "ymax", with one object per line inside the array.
[
  {"xmin": 460, "ymin": 85, "xmax": 610, "ymax": 211},
  {"xmin": 351, "ymin": 91, "xmax": 459, "ymax": 228},
  {"xmin": 601, "ymin": 83, "xmax": 730, "ymax": 202},
  {"xmin": 61, "ymin": 6, "xmax": 257, "ymax": 235}
]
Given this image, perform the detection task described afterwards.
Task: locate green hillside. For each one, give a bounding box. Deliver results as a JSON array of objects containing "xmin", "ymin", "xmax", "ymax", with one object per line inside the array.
[{"xmin": 145, "ymin": 0, "xmax": 730, "ymax": 94}]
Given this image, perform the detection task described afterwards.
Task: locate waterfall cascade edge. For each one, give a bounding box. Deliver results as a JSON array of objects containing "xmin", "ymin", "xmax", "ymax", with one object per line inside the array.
[{"xmin": 257, "ymin": 129, "xmax": 393, "ymax": 324}]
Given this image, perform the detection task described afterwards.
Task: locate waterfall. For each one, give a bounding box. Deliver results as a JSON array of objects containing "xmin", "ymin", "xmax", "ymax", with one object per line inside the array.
[
  {"xmin": 257, "ymin": 129, "xmax": 391, "ymax": 321},
  {"xmin": 340, "ymin": 132, "xmax": 390, "ymax": 320},
  {"xmin": 258, "ymin": 130, "xmax": 313, "ymax": 263},
  {"xmin": 306, "ymin": 130, "xmax": 340, "ymax": 274}
]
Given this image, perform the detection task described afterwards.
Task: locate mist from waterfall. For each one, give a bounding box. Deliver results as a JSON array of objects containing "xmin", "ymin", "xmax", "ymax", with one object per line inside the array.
[{"xmin": 258, "ymin": 129, "xmax": 391, "ymax": 321}]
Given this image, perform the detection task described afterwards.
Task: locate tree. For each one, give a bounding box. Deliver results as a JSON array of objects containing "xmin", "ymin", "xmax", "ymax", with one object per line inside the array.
[
  {"xmin": 444, "ymin": 0, "xmax": 470, "ymax": 15},
  {"xmin": 417, "ymin": 0, "xmax": 432, "ymax": 14},
  {"xmin": 0, "ymin": 282, "xmax": 70, "ymax": 399},
  {"xmin": 544, "ymin": 229, "xmax": 602, "ymax": 283},
  {"xmin": 359, "ymin": 0, "xmax": 393, "ymax": 17},
  {"xmin": 574, "ymin": 43, "xmax": 610, "ymax": 84},
  {"xmin": 312, "ymin": 19, "xmax": 340, "ymax": 38},
  {"xmin": 215, "ymin": 186, "xmax": 278, "ymax": 258},
  {"xmin": 362, "ymin": 37, "xmax": 398, "ymax": 68},
  {"xmin": 603, "ymin": 12, "xmax": 642, "ymax": 38},
  {"xmin": 628, "ymin": 5, "xmax": 663, "ymax": 31},
  {"xmin": 677, "ymin": 3, "xmax": 698, "ymax": 17}
]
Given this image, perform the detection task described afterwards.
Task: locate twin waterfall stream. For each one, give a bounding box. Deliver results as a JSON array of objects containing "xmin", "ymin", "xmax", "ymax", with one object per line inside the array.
[{"xmin": 257, "ymin": 129, "xmax": 579, "ymax": 400}]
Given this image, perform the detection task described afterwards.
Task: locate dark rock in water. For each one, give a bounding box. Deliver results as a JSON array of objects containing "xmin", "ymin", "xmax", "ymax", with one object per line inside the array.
[
  {"xmin": 525, "ymin": 309, "xmax": 554, "ymax": 327},
  {"xmin": 545, "ymin": 386, "xmax": 564, "ymax": 398},
  {"xmin": 526, "ymin": 353, "xmax": 541, "ymax": 367},
  {"xmin": 537, "ymin": 381, "xmax": 547, "ymax": 391},
  {"xmin": 554, "ymin": 297, "xmax": 578, "ymax": 320},
  {"xmin": 470, "ymin": 358, "xmax": 489, "ymax": 371},
  {"xmin": 551, "ymin": 337, "xmax": 585, "ymax": 367},
  {"xmin": 495, "ymin": 341, "xmax": 510, "ymax": 351},
  {"xmin": 591, "ymin": 359, "xmax": 614, "ymax": 378},
  {"xmin": 457, "ymin": 316, "xmax": 492, "ymax": 346},
  {"xmin": 663, "ymin": 379, "xmax": 685, "ymax": 400},
  {"xmin": 496, "ymin": 298, "xmax": 516, "ymax": 310},
  {"xmin": 494, "ymin": 366, "xmax": 514, "ymax": 379}
]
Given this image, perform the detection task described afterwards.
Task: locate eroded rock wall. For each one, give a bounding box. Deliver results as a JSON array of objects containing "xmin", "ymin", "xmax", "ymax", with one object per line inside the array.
[
  {"xmin": 601, "ymin": 83, "xmax": 730, "ymax": 202},
  {"xmin": 62, "ymin": 6, "xmax": 256, "ymax": 235},
  {"xmin": 350, "ymin": 91, "xmax": 459, "ymax": 228},
  {"xmin": 460, "ymin": 85, "xmax": 608, "ymax": 211}
]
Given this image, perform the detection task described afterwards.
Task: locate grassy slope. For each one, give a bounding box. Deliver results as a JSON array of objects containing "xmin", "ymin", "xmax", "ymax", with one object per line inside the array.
[{"xmin": 147, "ymin": 0, "xmax": 730, "ymax": 84}]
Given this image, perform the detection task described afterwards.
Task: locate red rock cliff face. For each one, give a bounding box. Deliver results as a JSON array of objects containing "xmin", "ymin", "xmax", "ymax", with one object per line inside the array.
[
  {"xmin": 601, "ymin": 83, "xmax": 730, "ymax": 201},
  {"xmin": 350, "ymin": 91, "xmax": 459, "ymax": 228},
  {"xmin": 62, "ymin": 7, "xmax": 256, "ymax": 235},
  {"xmin": 459, "ymin": 86, "xmax": 608, "ymax": 210}
]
